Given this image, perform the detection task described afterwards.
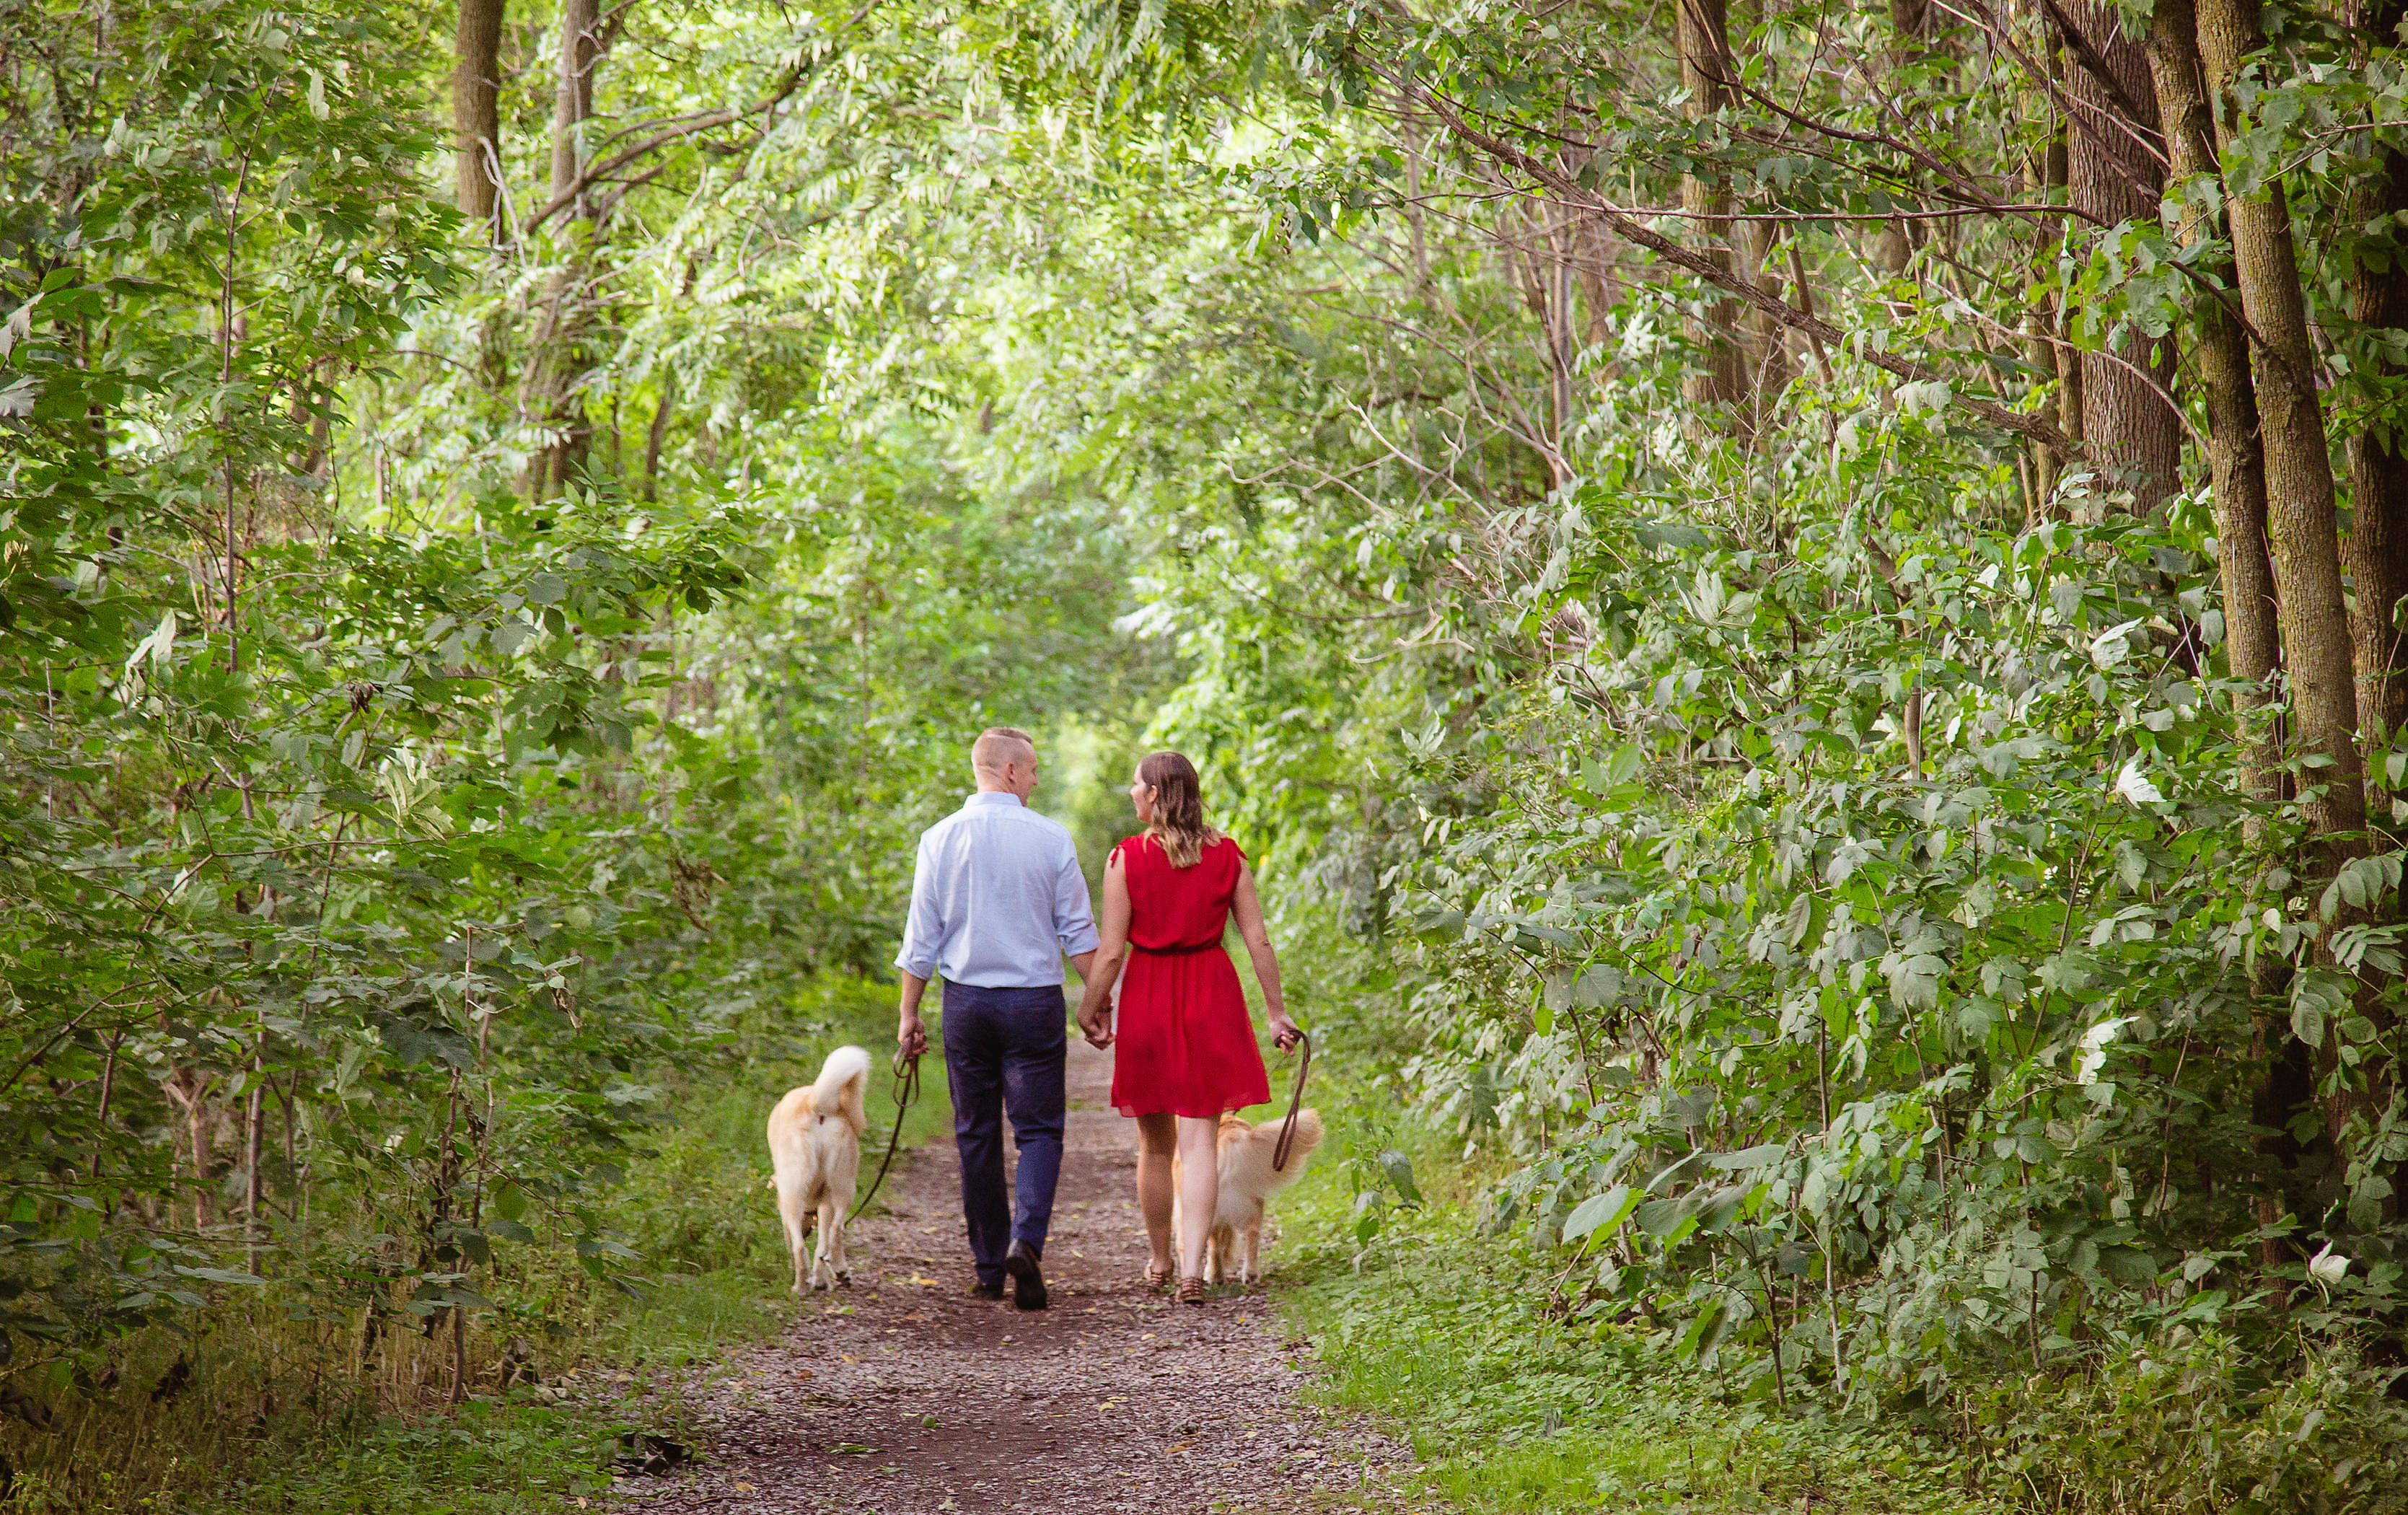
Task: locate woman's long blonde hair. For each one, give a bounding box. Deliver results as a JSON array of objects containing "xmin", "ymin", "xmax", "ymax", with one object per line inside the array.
[{"xmin": 1139, "ymin": 750, "xmax": 1221, "ymax": 868}]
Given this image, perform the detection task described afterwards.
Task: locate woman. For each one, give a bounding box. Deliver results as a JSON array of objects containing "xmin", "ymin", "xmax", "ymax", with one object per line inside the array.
[{"xmin": 1074, "ymin": 750, "xmax": 1302, "ymax": 1304}]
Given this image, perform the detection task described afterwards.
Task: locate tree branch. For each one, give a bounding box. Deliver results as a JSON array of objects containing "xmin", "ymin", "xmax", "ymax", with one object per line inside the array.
[
  {"xmin": 521, "ymin": 1, "xmax": 877, "ymax": 236},
  {"xmin": 1402, "ymin": 84, "xmax": 2089, "ymax": 459},
  {"xmin": 523, "ymin": 68, "xmax": 804, "ymax": 234}
]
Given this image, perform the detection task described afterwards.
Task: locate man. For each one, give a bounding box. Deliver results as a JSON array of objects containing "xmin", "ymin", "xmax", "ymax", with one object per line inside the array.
[{"xmin": 895, "ymin": 726, "xmax": 1098, "ymax": 1310}]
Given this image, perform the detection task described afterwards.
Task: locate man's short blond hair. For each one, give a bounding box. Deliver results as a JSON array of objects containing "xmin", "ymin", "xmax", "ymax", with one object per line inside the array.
[{"xmin": 970, "ymin": 726, "xmax": 1037, "ymax": 775}]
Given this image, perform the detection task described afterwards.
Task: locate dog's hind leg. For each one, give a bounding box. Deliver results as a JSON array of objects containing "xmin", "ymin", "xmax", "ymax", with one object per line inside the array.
[
  {"xmin": 816, "ymin": 1194, "xmax": 849, "ymax": 1288},
  {"xmin": 775, "ymin": 1177, "xmax": 812, "ymax": 1295},
  {"xmin": 1242, "ymin": 1216, "xmax": 1262, "ymax": 1286}
]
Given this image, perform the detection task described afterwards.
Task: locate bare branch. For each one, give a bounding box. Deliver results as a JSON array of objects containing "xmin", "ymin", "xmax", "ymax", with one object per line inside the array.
[{"xmin": 1402, "ymin": 84, "xmax": 2089, "ymax": 460}]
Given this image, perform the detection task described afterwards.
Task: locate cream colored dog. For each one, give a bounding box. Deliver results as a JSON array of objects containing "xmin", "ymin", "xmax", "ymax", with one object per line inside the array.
[
  {"xmin": 1174, "ymin": 1109, "xmax": 1324, "ymax": 1286},
  {"xmin": 766, "ymin": 1045, "xmax": 871, "ymax": 1292}
]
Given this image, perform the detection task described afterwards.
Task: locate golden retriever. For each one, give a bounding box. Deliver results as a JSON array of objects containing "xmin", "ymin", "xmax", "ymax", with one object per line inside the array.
[
  {"xmin": 1174, "ymin": 1108, "xmax": 1324, "ymax": 1286},
  {"xmin": 766, "ymin": 1045, "xmax": 871, "ymax": 1291}
]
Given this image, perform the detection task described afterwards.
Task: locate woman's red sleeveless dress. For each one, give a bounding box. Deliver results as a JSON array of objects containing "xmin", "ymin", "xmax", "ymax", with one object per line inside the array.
[{"xmin": 1109, "ymin": 834, "xmax": 1270, "ymax": 1120}]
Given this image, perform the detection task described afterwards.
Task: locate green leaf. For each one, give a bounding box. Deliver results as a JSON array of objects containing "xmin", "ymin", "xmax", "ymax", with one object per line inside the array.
[
  {"xmin": 174, "ymin": 1268, "xmax": 265, "ymax": 1287},
  {"xmin": 1575, "ymin": 963, "xmax": 1622, "ymax": 1008},
  {"xmin": 1708, "ymin": 1143, "xmax": 1787, "ymax": 1172},
  {"xmin": 2291, "ymin": 967, "xmax": 2352, "ymax": 1050},
  {"xmin": 1561, "ymin": 1185, "xmax": 1639, "ymax": 1242},
  {"xmin": 1695, "ymin": 1185, "xmax": 1749, "ymax": 1233},
  {"xmin": 1635, "ymin": 1196, "xmax": 1695, "ymax": 1237}
]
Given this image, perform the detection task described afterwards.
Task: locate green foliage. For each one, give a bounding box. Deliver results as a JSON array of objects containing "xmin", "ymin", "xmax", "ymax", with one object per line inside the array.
[
  {"xmin": 1275, "ymin": 1073, "xmax": 2006, "ymax": 1514},
  {"xmin": 11, "ymin": 0, "xmax": 2408, "ymax": 1503},
  {"xmin": 0, "ymin": 0, "xmax": 1135, "ymax": 1500},
  {"xmin": 1967, "ymin": 1337, "xmax": 2408, "ymax": 1514},
  {"xmin": 1280, "ymin": 1050, "xmax": 2408, "ymax": 1514},
  {"xmin": 0, "ymin": 975, "xmax": 938, "ymax": 1514}
]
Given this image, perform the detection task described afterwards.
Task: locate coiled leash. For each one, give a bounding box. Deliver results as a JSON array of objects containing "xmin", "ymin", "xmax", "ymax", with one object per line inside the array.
[
  {"xmin": 1272, "ymin": 1029, "xmax": 1313, "ymax": 1172},
  {"xmin": 847, "ymin": 1045, "xmax": 922, "ymax": 1221}
]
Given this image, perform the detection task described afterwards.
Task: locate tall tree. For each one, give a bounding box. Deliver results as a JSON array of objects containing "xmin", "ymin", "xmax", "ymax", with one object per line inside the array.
[
  {"xmin": 2062, "ymin": 0, "xmax": 2182, "ymax": 513},
  {"xmin": 2346, "ymin": 0, "xmax": 2408, "ymax": 767},
  {"xmin": 2145, "ymin": 0, "xmax": 2275, "ymax": 783},
  {"xmin": 2197, "ymin": 0, "xmax": 2373, "ymax": 1164},
  {"xmin": 2196, "ymin": 0, "xmax": 2360, "ymax": 852},
  {"xmin": 2332, "ymin": 0, "xmax": 2408, "ymax": 1200},
  {"xmin": 452, "ymin": 0, "xmax": 506, "ymax": 235},
  {"xmin": 2147, "ymin": 0, "xmax": 2307, "ymax": 1250},
  {"xmin": 547, "ymin": 0, "xmax": 598, "ymax": 214},
  {"xmin": 1677, "ymin": 0, "xmax": 1744, "ymax": 410},
  {"xmin": 1736, "ymin": 0, "xmax": 1790, "ymax": 413},
  {"xmin": 2026, "ymin": 17, "xmax": 2078, "ymax": 513},
  {"xmin": 527, "ymin": 0, "xmax": 602, "ymax": 499}
]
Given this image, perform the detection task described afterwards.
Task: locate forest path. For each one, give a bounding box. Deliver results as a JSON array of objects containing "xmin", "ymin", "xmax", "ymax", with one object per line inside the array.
[{"xmin": 621, "ymin": 1037, "xmax": 1418, "ymax": 1514}]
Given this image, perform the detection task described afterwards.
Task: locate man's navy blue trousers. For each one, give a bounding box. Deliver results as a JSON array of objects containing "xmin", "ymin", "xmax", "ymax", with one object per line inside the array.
[{"xmin": 939, "ymin": 981, "xmax": 1065, "ymax": 1288}]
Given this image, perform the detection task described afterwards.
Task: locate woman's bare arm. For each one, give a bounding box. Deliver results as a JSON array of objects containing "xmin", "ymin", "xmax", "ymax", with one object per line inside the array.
[
  {"xmin": 1075, "ymin": 850, "xmax": 1131, "ymax": 1048},
  {"xmin": 1231, "ymin": 861, "xmax": 1301, "ymax": 1051}
]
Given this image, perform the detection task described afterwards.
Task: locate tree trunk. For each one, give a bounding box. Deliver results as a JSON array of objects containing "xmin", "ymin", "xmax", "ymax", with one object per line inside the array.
[
  {"xmin": 549, "ymin": 0, "xmax": 599, "ymax": 211},
  {"xmin": 167, "ymin": 1069, "xmax": 216, "ymax": 1230},
  {"xmin": 2347, "ymin": 0, "xmax": 2408, "ymax": 785},
  {"xmin": 643, "ymin": 379, "xmax": 674, "ymax": 502},
  {"xmin": 2197, "ymin": 0, "xmax": 2363, "ymax": 847},
  {"xmin": 2343, "ymin": 0, "xmax": 2408, "ymax": 1207},
  {"xmin": 2147, "ymin": 0, "xmax": 2304, "ymax": 1254},
  {"xmin": 2026, "ymin": 11, "xmax": 2077, "ymax": 516},
  {"xmin": 2145, "ymin": 0, "xmax": 2277, "ymax": 761},
  {"xmin": 2200, "ymin": 0, "xmax": 2370, "ymax": 1162},
  {"xmin": 244, "ymin": 1063, "xmax": 265, "ymax": 1273},
  {"xmin": 1736, "ymin": 0, "xmax": 1792, "ymax": 413},
  {"xmin": 452, "ymin": 0, "xmax": 506, "ymax": 236},
  {"xmin": 527, "ymin": 0, "xmax": 602, "ymax": 501},
  {"xmin": 2063, "ymin": 0, "xmax": 2181, "ymax": 515},
  {"xmin": 1538, "ymin": 203, "xmax": 1578, "ymax": 478},
  {"xmin": 1880, "ymin": 0, "xmax": 1930, "ymax": 280},
  {"xmin": 1677, "ymin": 0, "xmax": 1744, "ymax": 411}
]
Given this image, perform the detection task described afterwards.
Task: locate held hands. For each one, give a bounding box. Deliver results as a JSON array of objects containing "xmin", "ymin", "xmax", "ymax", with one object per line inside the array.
[{"xmin": 1076, "ymin": 1003, "xmax": 1115, "ymax": 1050}]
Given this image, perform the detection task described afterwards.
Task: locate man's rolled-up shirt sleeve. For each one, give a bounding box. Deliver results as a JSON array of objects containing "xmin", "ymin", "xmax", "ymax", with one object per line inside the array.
[
  {"xmin": 1054, "ymin": 838, "xmax": 1100, "ymax": 958},
  {"xmin": 894, "ymin": 838, "xmax": 945, "ymax": 980}
]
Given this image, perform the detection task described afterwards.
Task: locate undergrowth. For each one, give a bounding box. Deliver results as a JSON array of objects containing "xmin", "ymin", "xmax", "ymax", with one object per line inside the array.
[
  {"xmin": 1265, "ymin": 1040, "xmax": 2408, "ymax": 1515},
  {"xmin": 1270, "ymin": 1085, "xmax": 1998, "ymax": 1515},
  {"xmin": 4, "ymin": 977, "xmax": 940, "ymax": 1515}
]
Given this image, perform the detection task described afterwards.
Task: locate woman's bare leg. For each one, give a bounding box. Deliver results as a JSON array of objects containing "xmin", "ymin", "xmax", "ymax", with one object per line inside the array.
[
  {"xmin": 1135, "ymin": 1113, "xmax": 1177, "ymax": 1275},
  {"xmin": 1174, "ymin": 1115, "xmax": 1220, "ymax": 1281}
]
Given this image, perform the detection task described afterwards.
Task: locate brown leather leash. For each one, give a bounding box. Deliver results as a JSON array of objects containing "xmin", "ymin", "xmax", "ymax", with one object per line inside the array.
[
  {"xmin": 1272, "ymin": 1029, "xmax": 1313, "ymax": 1172},
  {"xmin": 848, "ymin": 1045, "xmax": 921, "ymax": 1222}
]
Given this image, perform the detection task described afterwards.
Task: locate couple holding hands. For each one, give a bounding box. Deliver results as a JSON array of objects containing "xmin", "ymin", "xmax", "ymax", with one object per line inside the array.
[{"xmin": 892, "ymin": 730, "xmax": 1303, "ymax": 1309}]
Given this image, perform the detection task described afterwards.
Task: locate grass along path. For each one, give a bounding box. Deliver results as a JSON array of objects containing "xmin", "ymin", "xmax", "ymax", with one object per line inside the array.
[
  {"xmin": 163, "ymin": 981, "xmax": 954, "ymax": 1515},
  {"xmin": 1262, "ymin": 1084, "xmax": 2011, "ymax": 1515}
]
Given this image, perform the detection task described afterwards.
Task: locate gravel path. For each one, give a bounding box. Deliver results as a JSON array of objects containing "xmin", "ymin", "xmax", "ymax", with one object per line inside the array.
[{"xmin": 620, "ymin": 1038, "xmax": 1420, "ymax": 1514}]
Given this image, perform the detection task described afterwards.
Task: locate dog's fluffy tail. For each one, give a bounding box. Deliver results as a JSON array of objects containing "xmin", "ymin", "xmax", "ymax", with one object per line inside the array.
[
  {"xmin": 809, "ymin": 1045, "xmax": 873, "ymax": 1132},
  {"xmin": 1234, "ymin": 1108, "xmax": 1323, "ymax": 1193}
]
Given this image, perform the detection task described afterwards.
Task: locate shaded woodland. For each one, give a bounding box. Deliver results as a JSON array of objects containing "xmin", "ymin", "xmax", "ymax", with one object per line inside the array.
[{"xmin": 6, "ymin": 0, "xmax": 2408, "ymax": 1506}]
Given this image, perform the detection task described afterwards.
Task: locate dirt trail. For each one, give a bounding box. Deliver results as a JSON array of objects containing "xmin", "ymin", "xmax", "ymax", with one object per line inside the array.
[{"xmin": 623, "ymin": 1038, "xmax": 1416, "ymax": 1514}]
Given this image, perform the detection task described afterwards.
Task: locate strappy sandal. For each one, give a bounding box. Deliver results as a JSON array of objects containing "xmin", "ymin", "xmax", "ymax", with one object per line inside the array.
[
  {"xmin": 1144, "ymin": 1264, "xmax": 1174, "ymax": 1290},
  {"xmin": 1177, "ymin": 1275, "xmax": 1208, "ymax": 1305}
]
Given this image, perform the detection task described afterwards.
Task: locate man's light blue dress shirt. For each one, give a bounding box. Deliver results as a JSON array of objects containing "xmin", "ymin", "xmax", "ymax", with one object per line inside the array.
[{"xmin": 895, "ymin": 792, "xmax": 1099, "ymax": 988}]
